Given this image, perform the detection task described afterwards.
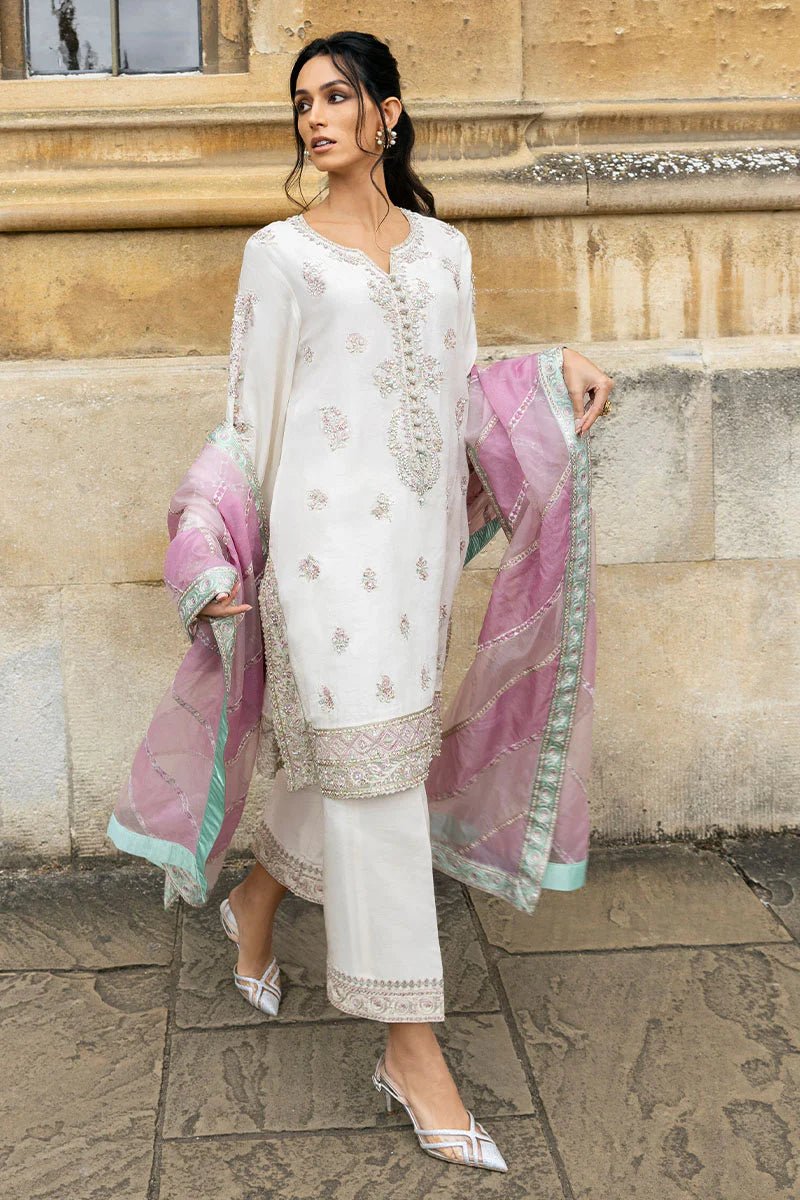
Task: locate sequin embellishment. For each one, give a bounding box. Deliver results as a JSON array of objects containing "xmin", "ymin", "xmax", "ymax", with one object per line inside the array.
[
  {"xmin": 416, "ymin": 557, "xmax": 429, "ymax": 580},
  {"xmin": 376, "ymin": 675, "xmax": 395, "ymax": 703},
  {"xmin": 371, "ymin": 493, "xmax": 392, "ymax": 520},
  {"xmin": 302, "ymin": 260, "xmax": 325, "ymax": 296},
  {"xmin": 345, "ymin": 332, "xmax": 367, "ymax": 354},
  {"xmin": 226, "ymin": 291, "xmax": 256, "ymax": 433},
  {"xmin": 307, "ymin": 488, "xmax": 328, "ymax": 510},
  {"xmin": 331, "ymin": 627, "xmax": 349, "ymax": 653},
  {"xmin": 320, "ymin": 406, "xmax": 351, "ymax": 450},
  {"xmin": 362, "ymin": 567, "xmax": 378, "ymax": 591},
  {"xmin": 319, "ymin": 686, "xmax": 335, "ymax": 710},
  {"xmin": 444, "ymin": 327, "xmax": 457, "ymax": 350},
  {"xmin": 299, "ymin": 555, "xmax": 321, "ymax": 580}
]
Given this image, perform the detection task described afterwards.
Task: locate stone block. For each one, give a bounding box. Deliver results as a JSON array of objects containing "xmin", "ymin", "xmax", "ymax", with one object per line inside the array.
[
  {"xmin": 0, "ymin": 357, "xmax": 226, "ymax": 586},
  {"xmin": 723, "ymin": 834, "xmax": 800, "ymax": 943},
  {"xmin": 61, "ymin": 583, "xmax": 187, "ymax": 857},
  {"xmin": 712, "ymin": 367, "xmax": 800, "ymax": 559},
  {"xmin": 499, "ymin": 943, "xmax": 800, "ymax": 1198},
  {"xmin": 164, "ymin": 1012, "xmax": 532, "ymax": 1136},
  {"xmin": 591, "ymin": 559, "xmax": 800, "ymax": 839},
  {"xmin": 0, "ymin": 865, "xmax": 177, "ymax": 970},
  {"xmin": 470, "ymin": 845, "xmax": 790, "ymax": 953},
  {"xmin": 0, "ymin": 968, "xmax": 167, "ymax": 1199},
  {"xmin": 160, "ymin": 1117, "xmax": 563, "ymax": 1197},
  {"xmin": 0, "ymin": 587, "xmax": 70, "ymax": 863},
  {"xmin": 176, "ymin": 867, "xmax": 498, "ymax": 1028},
  {"xmin": 522, "ymin": 0, "xmax": 800, "ymax": 102}
]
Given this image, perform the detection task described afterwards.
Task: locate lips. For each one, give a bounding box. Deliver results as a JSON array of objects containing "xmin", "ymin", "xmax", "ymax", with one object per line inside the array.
[{"xmin": 312, "ymin": 138, "xmax": 336, "ymax": 148}]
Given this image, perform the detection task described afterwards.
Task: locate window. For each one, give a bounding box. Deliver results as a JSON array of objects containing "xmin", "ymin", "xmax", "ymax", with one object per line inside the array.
[{"xmin": 0, "ymin": 0, "xmax": 248, "ymax": 78}]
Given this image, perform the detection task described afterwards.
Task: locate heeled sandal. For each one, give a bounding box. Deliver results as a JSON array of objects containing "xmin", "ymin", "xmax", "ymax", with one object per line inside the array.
[
  {"xmin": 371, "ymin": 1052, "xmax": 508, "ymax": 1172},
  {"xmin": 219, "ymin": 896, "xmax": 282, "ymax": 1017}
]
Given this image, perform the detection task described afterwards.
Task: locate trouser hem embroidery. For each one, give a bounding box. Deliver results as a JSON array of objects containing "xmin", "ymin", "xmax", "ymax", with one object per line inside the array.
[
  {"xmin": 326, "ymin": 964, "xmax": 445, "ymax": 1023},
  {"xmin": 251, "ymin": 824, "xmax": 324, "ymax": 906}
]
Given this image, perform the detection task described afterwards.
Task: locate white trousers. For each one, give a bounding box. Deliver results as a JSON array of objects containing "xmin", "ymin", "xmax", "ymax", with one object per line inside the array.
[{"xmin": 251, "ymin": 769, "xmax": 445, "ymax": 1022}]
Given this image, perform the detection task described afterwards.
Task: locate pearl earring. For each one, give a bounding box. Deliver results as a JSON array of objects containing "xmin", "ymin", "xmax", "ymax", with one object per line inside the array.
[{"xmin": 375, "ymin": 127, "xmax": 398, "ymax": 148}]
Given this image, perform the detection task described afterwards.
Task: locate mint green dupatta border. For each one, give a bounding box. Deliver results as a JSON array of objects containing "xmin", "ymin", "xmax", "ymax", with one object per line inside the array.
[{"xmin": 106, "ymin": 422, "xmax": 267, "ymax": 906}]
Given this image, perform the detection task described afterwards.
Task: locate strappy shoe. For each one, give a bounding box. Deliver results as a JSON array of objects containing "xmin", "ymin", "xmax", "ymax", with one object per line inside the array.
[
  {"xmin": 371, "ymin": 1052, "xmax": 508, "ymax": 1172},
  {"xmin": 219, "ymin": 896, "xmax": 282, "ymax": 1016}
]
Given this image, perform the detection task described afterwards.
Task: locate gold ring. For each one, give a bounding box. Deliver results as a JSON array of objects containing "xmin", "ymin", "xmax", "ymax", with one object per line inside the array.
[{"xmin": 601, "ymin": 397, "xmax": 612, "ymax": 416}]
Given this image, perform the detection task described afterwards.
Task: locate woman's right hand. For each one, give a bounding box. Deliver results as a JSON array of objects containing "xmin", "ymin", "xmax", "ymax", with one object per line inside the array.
[{"xmin": 198, "ymin": 578, "xmax": 252, "ymax": 619}]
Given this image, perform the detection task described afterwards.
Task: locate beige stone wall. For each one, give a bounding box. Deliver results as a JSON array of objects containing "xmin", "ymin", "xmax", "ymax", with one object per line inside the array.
[{"xmin": 1, "ymin": 0, "xmax": 798, "ymax": 860}]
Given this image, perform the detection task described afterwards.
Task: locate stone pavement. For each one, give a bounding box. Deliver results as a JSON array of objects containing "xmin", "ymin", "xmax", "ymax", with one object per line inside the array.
[{"xmin": 1, "ymin": 837, "xmax": 799, "ymax": 1200}]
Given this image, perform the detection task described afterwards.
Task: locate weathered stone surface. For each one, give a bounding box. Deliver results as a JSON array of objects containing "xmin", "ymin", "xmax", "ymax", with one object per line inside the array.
[
  {"xmin": 160, "ymin": 1117, "xmax": 563, "ymax": 1198},
  {"xmin": 499, "ymin": 943, "xmax": 800, "ymax": 1199},
  {"xmin": 522, "ymin": 0, "xmax": 800, "ymax": 101},
  {"xmin": 61, "ymin": 583, "xmax": 187, "ymax": 857},
  {"xmin": 591, "ymin": 559, "xmax": 800, "ymax": 839},
  {"xmin": 177, "ymin": 867, "xmax": 497, "ymax": 1028},
  {"xmin": 471, "ymin": 845, "xmax": 790, "ymax": 953},
  {"xmin": 0, "ymin": 357, "xmax": 225, "ymax": 586},
  {"xmin": 0, "ymin": 865, "xmax": 176, "ymax": 969},
  {"xmin": 164, "ymin": 1013, "xmax": 532, "ymax": 1136},
  {"xmin": 0, "ymin": 588, "xmax": 70, "ymax": 863},
  {"xmin": 712, "ymin": 367, "xmax": 800, "ymax": 560},
  {"xmin": 723, "ymin": 835, "xmax": 800, "ymax": 942},
  {"xmin": 588, "ymin": 362, "xmax": 714, "ymax": 564},
  {"xmin": 0, "ymin": 968, "xmax": 167, "ymax": 1200}
]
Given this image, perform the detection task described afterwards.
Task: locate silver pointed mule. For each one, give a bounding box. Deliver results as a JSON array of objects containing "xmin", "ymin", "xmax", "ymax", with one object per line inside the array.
[
  {"xmin": 371, "ymin": 1052, "xmax": 508, "ymax": 1172},
  {"xmin": 219, "ymin": 896, "xmax": 282, "ymax": 1017}
]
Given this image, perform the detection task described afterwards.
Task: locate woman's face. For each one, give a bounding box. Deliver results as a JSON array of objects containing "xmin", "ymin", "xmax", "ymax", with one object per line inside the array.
[{"xmin": 293, "ymin": 54, "xmax": 394, "ymax": 172}]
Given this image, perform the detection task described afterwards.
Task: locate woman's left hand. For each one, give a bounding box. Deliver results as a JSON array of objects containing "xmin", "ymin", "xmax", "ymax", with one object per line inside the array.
[{"xmin": 562, "ymin": 347, "xmax": 615, "ymax": 438}]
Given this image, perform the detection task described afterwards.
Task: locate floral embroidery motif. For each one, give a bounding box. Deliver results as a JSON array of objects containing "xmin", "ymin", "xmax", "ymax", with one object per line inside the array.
[
  {"xmin": 371, "ymin": 492, "xmax": 392, "ymax": 520},
  {"xmin": 416, "ymin": 556, "xmax": 429, "ymax": 580},
  {"xmin": 376, "ymin": 675, "xmax": 395, "ymax": 703},
  {"xmin": 251, "ymin": 225, "xmax": 276, "ymax": 245},
  {"xmin": 444, "ymin": 327, "xmax": 457, "ymax": 350},
  {"xmin": 345, "ymin": 332, "xmax": 367, "ymax": 354},
  {"xmin": 302, "ymin": 260, "xmax": 326, "ymax": 296},
  {"xmin": 299, "ymin": 555, "xmax": 321, "ymax": 580},
  {"xmin": 460, "ymin": 472, "xmax": 469, "ymax": 495},
  {"xmin": 226, "ymin": 291, "xmax": 256, "ymax": 433},
  {"xmin": 319, "ymin": 685, "xmax": 335, "ymax": 710},
  {"xmin": 301, "ymin": 344, "xmax": 314, "ymax": 364},
  {"xmin": 421, "ymin": 664, "xmax": 432, "ymax": 689},
  {"xmin": 362, "ymin": 567, "xmax": 378, "ymax": 591},
  {"xmin": 439, "ymin": 604, "xmax": 448, "ymax": 623},
  {"xmin": 399, "ymin": 613, "xmax": 410, "ymax": 639},
  {"xmin": 459, "ymin": 538, "xmax": 467, "ymax": 556},
  {"xmin": 455, "ymin": 395, "xmax": 467, "ymax": 429},
  {"xmin": 331, "ymin": 626, "xmax": 349, "ymax": 653},
  {"xmin": 387, "ymin": 403, "xmax": 443, "ymax": 501},
  {"xmin": 306, "ymin": 488, "xmax": 328, "ymax": 510},
  {"xmin": 442, "ymin": 256, "xmax": 461, "ymax": 290},
  {"xmin": 320, "ymin": 406, "xmax": 351, "ymax": 450}
]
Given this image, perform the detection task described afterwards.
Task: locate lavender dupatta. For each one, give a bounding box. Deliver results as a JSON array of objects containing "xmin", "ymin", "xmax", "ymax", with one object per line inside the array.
[{"xmin": 107, "ymin": 346, "xmax": 595, "ymax": 912}]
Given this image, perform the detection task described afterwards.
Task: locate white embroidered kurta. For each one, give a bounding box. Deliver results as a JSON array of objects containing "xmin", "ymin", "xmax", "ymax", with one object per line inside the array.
[{"xmin": 226, "ymin": 206, "xmax": 478, "ymax": 800}]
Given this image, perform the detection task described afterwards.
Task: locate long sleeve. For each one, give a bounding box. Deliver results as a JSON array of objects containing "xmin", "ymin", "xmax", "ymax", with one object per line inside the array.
[
  {"xmin": 457, "ymin": 232, "xmax": 478, "ymax": 380},
  {"xmin": 225, "ymin": 234, "xmax": 302, "ymax": 501}
]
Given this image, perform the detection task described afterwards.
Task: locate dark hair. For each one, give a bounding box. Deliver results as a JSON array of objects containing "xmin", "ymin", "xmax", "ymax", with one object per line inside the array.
[{"xmin": 284, "ymin": 30, "xmax": 436, "ymax": 224}]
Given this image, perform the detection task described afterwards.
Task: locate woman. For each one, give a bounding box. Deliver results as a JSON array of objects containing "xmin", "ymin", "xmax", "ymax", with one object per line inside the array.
[{"xmin": 109, "ymin": 30, "xmax": 612, "ymax": 1173}]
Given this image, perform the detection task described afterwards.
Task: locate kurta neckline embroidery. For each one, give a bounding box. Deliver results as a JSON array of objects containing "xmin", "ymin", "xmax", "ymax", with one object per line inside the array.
[{"xmin": 293, "ymin": 207, "xmax": 417, "ymax": 278}]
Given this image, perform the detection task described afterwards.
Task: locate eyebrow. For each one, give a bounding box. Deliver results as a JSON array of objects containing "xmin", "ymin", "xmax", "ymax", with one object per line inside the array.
[{"xmin": 294, "ymin": 79, "xmax": 350, "ymax": 98}]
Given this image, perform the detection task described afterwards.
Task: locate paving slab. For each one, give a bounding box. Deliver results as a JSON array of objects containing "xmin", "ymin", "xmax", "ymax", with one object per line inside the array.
[
  {"xmin": 470, "ymin": 845, "xmax": 791, "ymax": 953},
  {"xmin": 163, "ymin": 1012, "xmax": 532, "ymax": 1137},
  {"xmin": 159, "ymin": 1117, "xmax": 563, "ymax": 1198},
  {"xmin": 0, "ymin": 968, "xmax": 168, "ymax": 1200},
  {"xmin": 177, "ymin": 867, "xmax": 498, "ymax": 1028},
  {"xmin": 0, "ymin": 865, "xmax": 177, "ymax": 970},
  {"xmin": 723, "ymin": 835, "xmax": 800, "ymax": 942},
  {"xmin": 498, "ymin": 943, "xmax": 800, "ymax": 1200}
]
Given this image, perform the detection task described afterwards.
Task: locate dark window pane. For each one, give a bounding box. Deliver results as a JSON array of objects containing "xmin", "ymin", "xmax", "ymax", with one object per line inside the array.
[
  {"xmin": 26, "ymin": 0, "xmax": 112, "ymax": 74},
  {"xmin": 118, "ymin": 0, "xmax": 200, "ymax": 74}
]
